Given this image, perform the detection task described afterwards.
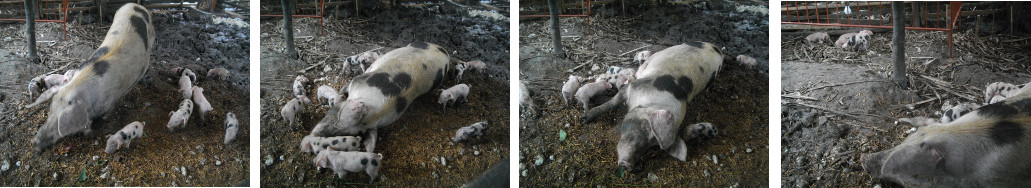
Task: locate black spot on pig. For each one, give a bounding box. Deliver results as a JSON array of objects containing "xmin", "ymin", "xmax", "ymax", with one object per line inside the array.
[
  {"xmin": 84, "ymin": 47, "xmax": 110, "ymax": 64},
  {"xmin": 342, "ymin": 137, "xmax": 348, "ymax": 143},
  {"xmin": 393, "ymin": 73, "xmax": 412, "ymax": 89},
  {"xmin": 92, "ymin": 61, "xmax": 109, "ymax": 76},
  {"xmin": 361, "ymin": 158, "xmax": 369, "ymax": 165},
  {"xmin": 395, "ymin": 97, "xmax": 408, "ymax": 113},
  {"xmin": 133, "ymin": 6, "xmax": 149, "ymax": 22},
  {"xmin": 653, "ymin": 75, "xmax": 693, "ymax": 100},
  {"xmin": 366, "ymin": 73, "xmax": 402, "ymax": 96},
  {"xmin": 130, "ymin": 15, "xmax": 149, "ymax": 49},
  {"xmin": 422, "ymin": 64, "xmax": 427, "ymax": 70},
  {"xmin": 437, "ymin": 46, "xmax": 448, "ymax": 56},
  {"xmin": 705, "ymin": 72, "xmax": 717, "ymax": 89},
  {"xmin": 989, "ymin": 121, "xmax": 1025, "ymax": 145},
  {"xmin": 371, "ymin": 159, "xmax": 378, "ymax": 166},
  {"xmin": 352, "ymin": 142, "xmax": 357, "ymax": 147},
  {"xmin": 1011, "ymin": 98, "xmax": 1031, "ymax": 115},
  {"xmin": 432, "ymin": 69, "xmax": 444, "ymax": 89},
  {"xmin": 410, "ymin": 42, "xmax": 428, "ymax": 49},
  {"xmin": 322, "ymin": 144, "xmax": 329, "ymax": 149},
  {"xmin": 120, "ymin": 132, "xmax": 128, "ymax": 140},
  {"xmin": 332, "ymin": 139, "xmax": 339, "ymax": 145},
  {"xmin": 944, "ymin": 110, "xmax": 954, "ymax": 119},
  {"xmin": 686, "ymin": 41, "xmax": 704, "ymax": 48},
  {"xmin": 978, "ymin": 103, "xmax": 1019, "ymax": 118}
]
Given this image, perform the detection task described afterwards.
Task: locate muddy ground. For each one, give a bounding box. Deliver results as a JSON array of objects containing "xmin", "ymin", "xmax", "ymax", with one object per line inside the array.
[
  {"xmin": 781, "ymin": 27, "xmax": 1031, "ymax": 187},
  {"xmin": 258, "ymin": 4, "xmax": 509, "ymax": 187},
  {"xmin": 519, "ymin": 1, "xmax": 769, "ymax": 186},
  {"xmin": 0, "ymin": 9, "xmax": 251, "ymax": 187}
]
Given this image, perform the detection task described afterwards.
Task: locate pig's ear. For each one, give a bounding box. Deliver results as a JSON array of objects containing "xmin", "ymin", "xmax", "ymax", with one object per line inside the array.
[
  {"xmin": 648, "ymin": 110, "xmax": 678, "ymax": 149},
  {"xmin": 352, "ymin": 101, "xmax": 367, "ymax": 113},
  {"xmin": 665, "ymin": 137, "xmax": 688, "ymax": 161}
]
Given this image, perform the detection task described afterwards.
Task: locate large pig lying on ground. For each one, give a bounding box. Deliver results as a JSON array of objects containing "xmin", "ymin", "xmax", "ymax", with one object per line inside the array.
[
  {"xmin": 311, "ymin": 42, "xmax": 450, "ymax": 152},
  {"xmin": 31, "ymin": 3, "xmax": 154, "ymax": 152},
  {"xmin": 580, "ymin": 42, "xmax": 724, "ymax": 172},
  {"xmin": 862, "ymin": 88, "xmax": 1031, "ymax": 187}
]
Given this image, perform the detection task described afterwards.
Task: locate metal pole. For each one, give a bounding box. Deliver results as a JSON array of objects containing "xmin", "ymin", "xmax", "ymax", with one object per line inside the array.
[
  {"xmin": 548, "ymin": 0, "xmax": 564, "ymax": 58},
  {"xmin": 892, "ymin": 1, "xmax": 908, "ymax": 88},
  {"xmin": 282, "ymin": 0, "xmax": 298, "ymax": 59},
  {"xmin": 25, "ymin": 0, "xmax": 40, "ymax": 64}
]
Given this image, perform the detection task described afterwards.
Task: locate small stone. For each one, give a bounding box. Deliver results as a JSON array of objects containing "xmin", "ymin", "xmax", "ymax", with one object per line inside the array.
[
  {"xmin": 474, "ymin": 150, "xmax": 480, "ymax": 156},
  {"xmin": 703, "ymin": 170, "xmax": 710, "ymax": 177},
  {"xmin": 216, "ymin": 160, "xmax": 223, "ymax": 166},
  {"xmin": 534, "ymin": 155, "xmax": 544, "ymax": 166},
  {"xmin": 873, "ymin": 184, "xmax": 882, "ymax": 188},
  {"xmin": 15, "ymin": 161, "xmax": 21, "ymax": 167},
  {"xmin": 181, "ymin": 167, "xmax": 187, "ymax": 176},
  {"xmin": 53, "ymin": 172, "xmax": 59, "ymax": 181},
  {"xmin": 712, "ymin": 155, "xmax": 718, "ymax": 165},
  {"xmin": 746, "ymin": 148, "xmax": 753, "ymax": 153},
  {"xmin": 92, "ymin": 156, "xmax": 99, "ymax": 161},
  {"xmin": 100, "ymin": 171, "xmax": 109, "ymax": 179},
  {"xmin": 421, "ymin": 163, "xmax": 426, "ymax": 168},
  {"xmin": 114, "ymin": 182, "xmax": 122, "ymax": 186},
  {"xmin": 440, "ymin": 157, "xmax": 446, "ymax": 166},
  {"xmin": 279, "ymin": 155, "xmax": 284, "ymax": 161},
  {"xmin": 172, "ymin": 181, "xmax": 178, "ymax": 187},
  {"xmin": 161, "ymin": 172, "xmax": 167, "ymax": 177},
  {"xmin": 1, "ymin": 160, "xmax": 9, "ymax": 172},
  {"xmin": 459, "ymin": 148, "xmax": 465, "ymax": 155},
  {"xmin": 549, "ymin": 155, "xmax": 554, "ymax": 161},
  {"xmin": 564, "ymin": 123, "xmax": 570, "ymax": 128},
  {"xmin": 264, "ymin": 156, "xmax": 273, "ymax": 166},
  {"xmin": 591, "ymin": 64, "xmax": 600, "ymax": 71},
  {"xmin": 431, "ymin": 171, "xmax": 439, "ymax": 178},
  {"xmin": 521, "ymin": 170, "xmax": 528, "ymax": 177},
  {"xmin": 647, "ymin": 173, "xmax": 658, "ymax": 182},
  {"xmin": 189, "ymin": 151, "xmax": 196, "ymax": 155},
  {"xmin": 199, "ymin": 158, "xmax": 207, "ymax": 166}
]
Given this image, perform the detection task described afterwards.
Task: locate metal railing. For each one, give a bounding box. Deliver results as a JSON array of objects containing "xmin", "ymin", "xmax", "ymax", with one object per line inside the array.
[
  {"xmin": 259, "ymin": 0, "xmax": 325, "ymax": 35},
  {"xmin": 0, "ymin": 0, "xmax": 70, "ymax": 40},
  {"xmin": 519, "ymin": 0, "xmax": 591, "ymax": 35},
  {"xmin": 782, "ymin": 1, "xmax": 963, "ymax": 57}
]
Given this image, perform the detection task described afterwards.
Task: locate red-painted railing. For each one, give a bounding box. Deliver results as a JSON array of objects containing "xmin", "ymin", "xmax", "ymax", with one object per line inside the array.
[{"xmin": 0, "ymin": 0, "xmax": 69, "ymax": 40}]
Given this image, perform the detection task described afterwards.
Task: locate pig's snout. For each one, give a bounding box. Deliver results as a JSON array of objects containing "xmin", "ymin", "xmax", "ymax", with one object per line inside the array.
[{"xmin": 618, "ymin": 160, "xmax": 637, "ymax": 173}]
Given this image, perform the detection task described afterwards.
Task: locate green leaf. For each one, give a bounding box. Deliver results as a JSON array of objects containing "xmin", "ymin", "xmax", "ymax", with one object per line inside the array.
[
  {"xmin": 559, "ymin": 130, "xmax": 567, "ymax": 142},
  {"xmin": 78, "ymin": 169, "xmax": 87, "ymax": 182},
  {"xmin": 617, "ymin": 166, "xmax": 624, "ymax": 177}
]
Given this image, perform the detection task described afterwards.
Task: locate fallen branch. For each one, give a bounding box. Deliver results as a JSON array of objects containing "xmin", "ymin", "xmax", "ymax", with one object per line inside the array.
[
  {"xmin": 618, "ymin": 45, "xmax": 650, "ymax": 57},
  {"xmin": 804, "ymin": 80, "xmax": 887, "ymax": 92},
  {"xmin": 785, "ymin": 102, "xmax": 860, "ymax": 119},
  {"xmin": 782, "ymin": 94, "xmax": 818, "ymax": 101}
]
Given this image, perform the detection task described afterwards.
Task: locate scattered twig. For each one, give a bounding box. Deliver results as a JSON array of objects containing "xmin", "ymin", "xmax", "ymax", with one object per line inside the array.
[
  {"xmin": 804, "ymin": 80, "xmax": 887, "ymax": 92},
  {"xmin": 618, "ymin": 45, "xmax": 650, "ymax": 57}
]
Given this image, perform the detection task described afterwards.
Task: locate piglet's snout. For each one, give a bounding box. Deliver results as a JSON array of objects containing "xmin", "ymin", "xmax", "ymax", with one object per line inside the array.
[{"xmin": 859, "ymin": 153, "xmax": 881, "ymax": 177}]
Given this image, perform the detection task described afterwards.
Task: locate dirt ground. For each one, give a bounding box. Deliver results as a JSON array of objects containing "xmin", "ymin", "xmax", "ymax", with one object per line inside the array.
[
  {"xmin": 258, "ymin": 4, "xmax": 509, "ymax": 187},
  {"xmin": 781, "ymin": 27, "xmax": 1031, "ymax": 187},
  {"xmin": 0, "ymin": 8, "xmax": 251, "ymax": 187},
  {"xmin": 518, "ymin": 1, "xmax": 769, "ymax": 186}
]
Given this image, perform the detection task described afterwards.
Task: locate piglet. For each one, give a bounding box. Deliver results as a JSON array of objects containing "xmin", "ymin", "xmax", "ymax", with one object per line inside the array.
[
  {"xmin": 281, "ymin": 96, "xmax": 311, "ymax": 127},
  {"xmin": 561, "ymin": 76, "xmax": 585, "ymax": 106},
  {"xmin": 179, "ymin": 73, "xmax": 193, "ymax": 99},
  {"xmin": 208, "ymin": 67, "xmax": 230, "ymax": 80},
  {"xmin": 835, "ymin": 33, "xmax": 857, "ymax": 48},
  {"xmin": 300, "ymin": 135, "xmax": 363, "ymax": 154},
  {"xmin": 105, "ymin": 121, "xmax": 145, "ymax": 154},
  {"xmin": 293, "ymin": 75, "xmax": 309, "ymax": 98},
  {"xmin": 452, "ymin": 121, "xmax": 488, "ymax": 142},
  {"xmin": 736, "ymin": 55, "xmax": 757, "ymax": 67},
  {"xmin": 192, "ymin": 86, "xmax": 214, "ymax": 120},
  {"xmin": 633, "ymin": 51, "xmax": 651, "ymax": 64},
  {"xmin": 224, "ymin": 112, "xmax": 239, "ymax": 144},
  {"xmin": 455, "ymin": 63, "xmax": 468, "ymax": 81},
  {"xmin": 173, "ymin": 67, "xmax": 198, "ymax": 83},
  {"xmin": 358, "ymin": 51, "xmax": 381, "ymax": 64},
  {"xmin": 438, "ymin": 84, "xmax": 471, "ymax": 108},
  {"xmin": 167, "ymin": 99, "xmax": 194, "ymax": 132},
  {"xmin": 596, "ymin": 73, "xmax": 631, "ymax": 89},
  {"xmin": 341, "ymin": 56, "xmax": 366, "ymax": 75},
  {"xmin": 606, "ymin": 66, "xmax": 635, "ymax": 77},
  {"xmin": 317, "ymin": 85, "xmax": 341, "ymax": 106},
  {"xmin": 313, "ymin": 150, "xmax": 383, "ymax": 183},
  {"xmin": 805, "ymin": 32, "xmax": 831, "ymax": 45},
  {"xmin": 463, "ymin": 60, "xmax": 487, "ymax": 73},
  {"xmin": 28, "ymin": 75, "xmax": 46, "ymax": 98},
  {"xmin": 940, "ymin": 103, "xmax": 981, "ymax": 123},
  {"xmin": 575, "ymin": 81, "xmax": 612, "ymax": 110},
  {"xmin": 985, "ymin": 82, "xmax": 1021, "ymax": 104},
  {"xmin": 43, "ymin": 74, "xmax": 69, "ymax": 88}
]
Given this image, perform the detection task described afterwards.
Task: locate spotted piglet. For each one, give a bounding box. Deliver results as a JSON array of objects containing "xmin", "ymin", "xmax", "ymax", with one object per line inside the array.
[
  {"xmin": 313, "ymin": 150, "xmax": 383, "ymax": 183},
  {"xmin": 575, "ymin": 81, "xmax": 612, "ymax": 110},
  {"xmin": 192, "ymin": 86, "xmax": 214, "ymax": 120},
  {"xmin": 105, "ymin": 121, "xmax": 145, "ymax": 154},
  {"xmin": 208, "ymin": 67, "xmax": 230, "ymax": 80},
  {"xmin": 454, "ymin": 63, "xmax": 467, "ymax": 81},
  {"xmin": 940, "ymin": 103, "xmax": 981, "ymax": 123},
  {"xmin": 224, "ymin": 112, "xmax": 239, "ymax": 144},
  {"xmin": 167, "ymin": 99, "xmax": 194, "ymax": 132},
  {"xmin": 317, "ymin": 85, "xmax": 341, "ymax": 106},
  {"xmin": 300, "ymin": 135, "xmax": 363, "ymax": 154},
  {"xmin": 452, "ymin": 121, "xmax": 488, "ymax": 142},
  {"xmin": 438, "ymin": 84, "xmax": 471, "ymax": 109},
  {"xmin": 561, "ymin": 75, "xmax": 585, "ymax": 106},
  {"xmin": 280, "ymin": 96, "xmax": 311, "ymax": 127},
  {"xmin": 293, "ymin": 75, "xmax": 309, "ymax": 98},
  {"xmin": 985, "ymin": 82, "xmax": 1023, "ymax": 104},
  {"xmin": 633, "ymin": 51, "xmax": 651, "ymax": 65}
]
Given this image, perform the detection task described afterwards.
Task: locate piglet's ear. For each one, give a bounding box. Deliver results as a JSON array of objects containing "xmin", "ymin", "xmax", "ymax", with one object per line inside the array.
[
  {"xmin": 665, "ymin": 138, "xmax": 688, "ymax": 161},
  {"xmin": 648, "ymin": 110, "xmax": 677, "ymax": 149}
]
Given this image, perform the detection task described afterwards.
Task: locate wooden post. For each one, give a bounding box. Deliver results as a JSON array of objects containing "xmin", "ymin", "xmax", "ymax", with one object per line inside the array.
[
  {"xmin": 282, "ymin": 0, "xmax": 298, "ymax": 59},
  {"xmin": 892, "ymin": 1, "xmax": 908, "ymax": 88},
  {"xmin": 548, "ymin": 0, "xmax": 564, "ymax": 58},
  {"xmin": 25, "ymin": 0, "xmax": 39, "ymax": 64}
]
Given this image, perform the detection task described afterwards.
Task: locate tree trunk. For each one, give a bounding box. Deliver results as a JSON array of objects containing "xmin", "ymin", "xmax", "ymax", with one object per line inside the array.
[
  {"xmin": 548, "ymin": 0, "xmax": 565, "ymax": 58},
  {"xmin": 282, "ymin": 0, "xmax": 298, "ymax": 59},
  {"xmin": 25, "ymin": 0, "xmax": 39, "ymax": 64},
  {"xmin": 892, "ymin": 1, "xmax": 908, "ymax": 88}
]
